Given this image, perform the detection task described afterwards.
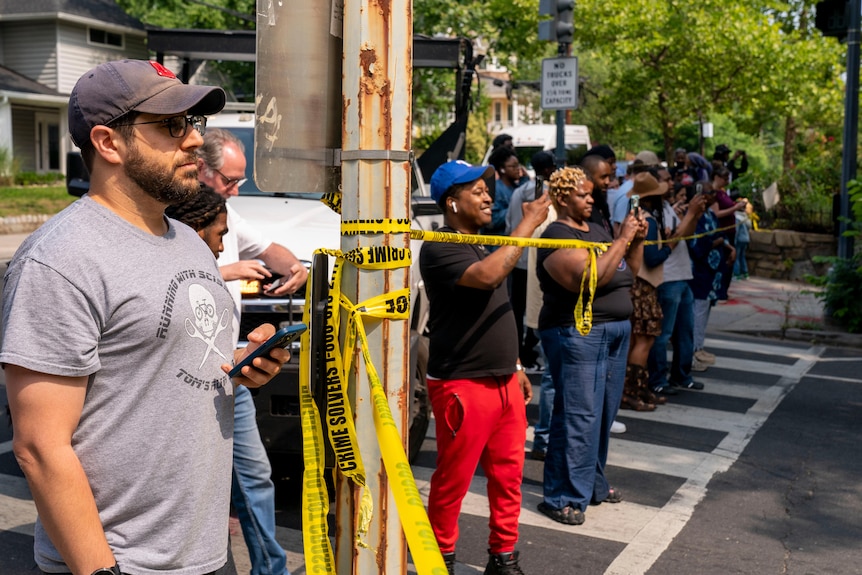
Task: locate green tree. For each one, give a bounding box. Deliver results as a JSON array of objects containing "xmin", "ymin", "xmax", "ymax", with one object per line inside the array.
[
  {"xmin": 116, "ymin": 0, "xmax": 254, "ymax": 29},
  {"xmin": 568, "ymin": 0, "xmax": 844, "ymax": 168}
]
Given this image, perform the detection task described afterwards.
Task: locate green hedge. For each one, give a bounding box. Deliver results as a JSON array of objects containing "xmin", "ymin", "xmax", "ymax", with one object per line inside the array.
[{"xmin": 14, "ymin": 172, "xmax": 65, "ymax": 186}]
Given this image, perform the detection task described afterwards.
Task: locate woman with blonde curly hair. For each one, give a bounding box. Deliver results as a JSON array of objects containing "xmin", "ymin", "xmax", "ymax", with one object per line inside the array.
[{"xmin": 535, "ymin": 166, "xmax": 646, "ymax": 526}]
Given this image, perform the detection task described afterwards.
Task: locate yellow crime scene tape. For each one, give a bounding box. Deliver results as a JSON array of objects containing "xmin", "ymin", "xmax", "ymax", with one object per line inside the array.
[
  {"xmin": 298, "ymin": 290, "xmax": 336, "ymax": 574},
  {"xmin": 300, "ymin": 199, "xmax": 738, "ymax": 572},
  {"xmin": 299, "ymin": 240, "xmax": 449, "ymax": 575}
]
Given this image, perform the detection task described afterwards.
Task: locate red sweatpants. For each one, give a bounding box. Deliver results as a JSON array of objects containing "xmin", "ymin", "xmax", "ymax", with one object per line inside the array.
[{"xmin": 427, "ymin": 374, "xmax": 527, "ymax": 554}]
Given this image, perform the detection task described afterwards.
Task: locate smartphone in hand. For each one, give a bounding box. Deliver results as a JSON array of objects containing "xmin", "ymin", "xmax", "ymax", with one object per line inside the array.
[
  {"xmin": 628, "ymin": 194, "xmax": 640, "ymax": 217},
  {"xmin": 228, "ymin": 323, "xmax": 307, "ymax": 378}
]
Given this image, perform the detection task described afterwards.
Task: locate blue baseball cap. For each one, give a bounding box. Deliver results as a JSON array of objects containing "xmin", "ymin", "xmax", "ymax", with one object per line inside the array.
[{"xmin": 430, "ymin": 160, "xmax": 495, "ymax": 203}]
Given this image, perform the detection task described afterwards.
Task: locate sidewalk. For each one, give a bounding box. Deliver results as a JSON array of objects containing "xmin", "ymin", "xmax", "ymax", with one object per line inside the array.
[
  {"xmin": 710, "ymin": 275, "xmax": 862, "ymax": 347},
  {"xmin": 2, "ymin": 230, "xmax": 858, "ymax": 347},
  {"xmin": 0, "ymin": 233, "xmax": 29, "ymax": 262}
]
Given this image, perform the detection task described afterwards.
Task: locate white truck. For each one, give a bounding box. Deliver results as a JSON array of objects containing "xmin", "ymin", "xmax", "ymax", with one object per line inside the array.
[{"xmin": 483, "ymin": 123, "xmax": 592, "ymax": 172}]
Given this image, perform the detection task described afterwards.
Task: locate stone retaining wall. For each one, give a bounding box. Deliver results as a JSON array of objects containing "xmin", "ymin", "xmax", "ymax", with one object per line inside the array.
[
  {"xmin": 747, "ymin": 229, "xmax": 836, "ymax": 281},
  {"xmin": 0, "ymin": 215, "xmax": 51, "ymax": 234}
]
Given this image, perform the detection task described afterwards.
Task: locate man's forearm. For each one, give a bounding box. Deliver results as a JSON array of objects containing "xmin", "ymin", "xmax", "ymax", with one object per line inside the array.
[{"xmin": 21, "ymin": 448, "xmax": 114, "ymax": 575}]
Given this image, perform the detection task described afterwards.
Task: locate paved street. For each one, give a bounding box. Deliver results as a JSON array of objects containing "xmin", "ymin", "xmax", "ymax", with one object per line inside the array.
[{"xmin": 1, "ymin": 241, "xmax": 861, "ymax": 574}]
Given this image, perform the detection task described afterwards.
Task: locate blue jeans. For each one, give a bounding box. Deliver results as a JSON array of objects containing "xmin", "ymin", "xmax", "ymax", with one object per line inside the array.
[
  {"xmin": 532, "ymin": 348, "xmax": 555, "ymax": 453},
  {"xmin": 693, "ymin": 298, "xmax": 712, "ymax": 352},
  {"xmin": 539, "ymin": 321, "xmax": 630, "ymax": 512},
  {"xmin": 649, "ymin": 281, "xmax": 695, "ymax": 389},
  {"xmin": 232, "ymin": 385, "xmax": 289, "ymax": 575},
  {"xmin": 734, "ymin": 241, "xmax": 749, "ymax": 276}
]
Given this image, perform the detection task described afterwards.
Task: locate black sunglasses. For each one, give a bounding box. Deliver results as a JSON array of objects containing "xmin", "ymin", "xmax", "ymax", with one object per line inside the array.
[{"xmin": 114, "ymin": 114, "xmax": 207, "ymax": 138}]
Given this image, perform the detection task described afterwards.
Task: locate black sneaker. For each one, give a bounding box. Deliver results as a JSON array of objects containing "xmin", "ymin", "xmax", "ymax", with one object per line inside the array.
[
  {"xmin": 671, "ymin": 379, "xmax": 704, "ymax": 390},
  {"xmin": 652, "ymin": 384, "xmax": 679, "ymax": 396},
  {"xmin": 484, "ymin": 550, "xmax": 525, "ymax": 575},
  {"xmin": 442, "ymin": 552, "xmax": 456, "ymax": 575},
  {"xmin": 529, "ymin": 449, "xmax": 546, "ymax": 462}
]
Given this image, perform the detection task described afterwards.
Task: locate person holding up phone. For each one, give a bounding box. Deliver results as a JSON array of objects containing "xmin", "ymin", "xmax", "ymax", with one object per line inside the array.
[
  {"xmin": 197, "ymin": 128, "xmax": 307, "ymax": 575},
  {"xmin": 421, "ymin": 159, "xmax": 550, "ymax": 575},
  {"xmin": 688, "ymin": 181, "xmax": 736, "ymax": 373},
  {"xmin": 1, "ymin": 60, "xmax": 288, "ymax": 575},
  {"xmin": 536, "ymin": 167, "xmax": 647, "ymax": 526}
]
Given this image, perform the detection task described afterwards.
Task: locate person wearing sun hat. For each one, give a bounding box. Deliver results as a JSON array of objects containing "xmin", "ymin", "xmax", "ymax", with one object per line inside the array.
[
  {"xmin": 421, "ymin": 159, "xmax": 550, "ymax": 575},
  {"xmin": 1, "ymin": 60, "xmax": 289, "ymax": 575},
  {"xmin": 620, "ymin": 170, "xmax": 709, "ymax": 411}
]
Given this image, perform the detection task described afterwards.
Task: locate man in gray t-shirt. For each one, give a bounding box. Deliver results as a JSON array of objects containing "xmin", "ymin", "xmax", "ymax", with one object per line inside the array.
[{"xmin": 0, "ymin": 60, "xmax": 288, "ymax": 575}]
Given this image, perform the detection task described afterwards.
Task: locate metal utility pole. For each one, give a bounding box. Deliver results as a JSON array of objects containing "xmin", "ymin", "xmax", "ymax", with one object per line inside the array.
[
  {"xmin": 838, "ymin": 0, "xmax": 860, "ymax": 258},
  {"xmin": 338, "ymin": 0, "xmax": 412, "ymax": 573}
]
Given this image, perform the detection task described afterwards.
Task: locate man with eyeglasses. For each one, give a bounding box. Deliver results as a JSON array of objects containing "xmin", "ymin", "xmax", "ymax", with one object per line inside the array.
[
  {"xmin": 197, "ymin": 127, "xmax": 307, "ymax": 575},
  {"xmin": 1, "ymin": 60, "xmax": 289, "ymax": 575}
]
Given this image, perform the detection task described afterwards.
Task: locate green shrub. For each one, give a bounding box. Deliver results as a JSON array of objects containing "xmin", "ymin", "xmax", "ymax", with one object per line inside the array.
[
  {"xmin": 14, "ymin": 171, "xmax": 64, "ymax": 186},
  {"xmin": 0, "ymin": 147, "xmax": 18, "ymax": 186},
  {"xmin": 806, "ymin": 255, "xmax": 862, "ymax": 333},
  {"xmin": 805, "ymin": 178, "xmax": 862, "ymax": 332}
]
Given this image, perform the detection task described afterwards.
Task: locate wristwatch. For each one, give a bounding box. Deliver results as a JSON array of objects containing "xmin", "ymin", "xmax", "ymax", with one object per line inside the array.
[
  {"xmin": 90, "ymin": 564, "xmax": 121, "ymax": 575},
  {"xmin": 515, "ymin": 362, "xmax": 524, "ymax": 372}
]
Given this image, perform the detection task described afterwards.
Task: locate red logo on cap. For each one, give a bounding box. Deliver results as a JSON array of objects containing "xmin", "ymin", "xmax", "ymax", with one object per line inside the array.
[{"xmin": 148, "ymin": 61, "xmax": 177, "ymax": 79}]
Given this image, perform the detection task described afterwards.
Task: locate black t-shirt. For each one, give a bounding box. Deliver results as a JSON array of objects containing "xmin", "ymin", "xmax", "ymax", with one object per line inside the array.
[
  {"xmin": 536, "ymin": 221, "xmax": 634, "ymax": 329},
  {"xmin": 419, "ymin": 227, "xmax": 518, "ymax": 379}
]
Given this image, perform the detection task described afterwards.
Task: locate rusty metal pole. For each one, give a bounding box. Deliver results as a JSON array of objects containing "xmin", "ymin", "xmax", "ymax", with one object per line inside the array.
[{"xmin": 337, "ymin": 0, "xmax": 412, "ymax": 573}]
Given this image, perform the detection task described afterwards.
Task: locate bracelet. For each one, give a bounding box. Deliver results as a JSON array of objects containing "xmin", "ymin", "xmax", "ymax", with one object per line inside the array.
[{"xmin": 515, "ymin": 363, "xmax": 524, "ymax": 372}]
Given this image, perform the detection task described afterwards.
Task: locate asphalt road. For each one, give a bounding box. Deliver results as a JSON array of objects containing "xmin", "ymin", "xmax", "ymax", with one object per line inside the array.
[{"xmin": 1, "ymin": 256, "xmax": 861, "ymax": 574}]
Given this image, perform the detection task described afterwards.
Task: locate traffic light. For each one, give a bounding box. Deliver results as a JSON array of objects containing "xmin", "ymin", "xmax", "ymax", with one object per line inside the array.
[
  {"xmin": 538, "ymin": 0, "xmax": 575, "ymax": 45},
  {"xmin": 815, "ymin": 0, "xmax": 849, "ymax": 40}
]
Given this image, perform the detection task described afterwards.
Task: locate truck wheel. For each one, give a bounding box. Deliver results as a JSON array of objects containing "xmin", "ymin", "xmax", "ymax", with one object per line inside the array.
[{"xmin": 408, "ymin": 330, "xmax": 430, "ymax": 463}]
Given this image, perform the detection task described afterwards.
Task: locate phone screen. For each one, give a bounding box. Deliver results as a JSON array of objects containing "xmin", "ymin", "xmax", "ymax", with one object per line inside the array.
[
  {"xmin": 532, "ymin": 177, "xmax": 543, "ymax": 202},
  {"xmin": 628, "ymin": 194, "xmax": 640, "ymax": 216},
  {"xmin": 228, "ymin": 323, "xmax": 307, "ymax": 377}
]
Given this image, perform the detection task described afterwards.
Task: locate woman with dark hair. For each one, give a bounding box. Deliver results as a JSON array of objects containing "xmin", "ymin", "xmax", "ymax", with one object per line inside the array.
[
  {"xmin": 484, "ymin": 145, "xmax": 528, "ymax": 241},
  {"xmin": 165, "ymin": 185, "xmax": 228, "ymax": 258},
  {"xmin": 689, "ymin": 181, "xmax": 736, "ymax": 370},
  {"xmin": 536, "ymin": 166, "xmax": 646, "ymax": 526}
]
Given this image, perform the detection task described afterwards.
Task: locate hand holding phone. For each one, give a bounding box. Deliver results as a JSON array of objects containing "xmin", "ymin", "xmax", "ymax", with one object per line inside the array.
[
  {"xmin": 229, "ymin": 323, "xmax": 307, "ymax": 378},
  {"xmin": 628, "ymin": 194, "xmax": 640, "ymax": 217},
  {"xmin": 264, "ymin": 276, "xmax": 284, "ymax": 294}
]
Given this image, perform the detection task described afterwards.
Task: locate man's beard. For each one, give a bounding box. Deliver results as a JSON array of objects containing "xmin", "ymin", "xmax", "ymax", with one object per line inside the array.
[{"xmin": 124, "ymin": 141, "xmax": 200, "ymax": 205}]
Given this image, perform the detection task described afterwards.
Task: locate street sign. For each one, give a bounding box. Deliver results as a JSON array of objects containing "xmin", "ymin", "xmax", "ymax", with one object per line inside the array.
[{"xmin": 541, "ymin": 56, "xmax": 578, "ymax": 110}]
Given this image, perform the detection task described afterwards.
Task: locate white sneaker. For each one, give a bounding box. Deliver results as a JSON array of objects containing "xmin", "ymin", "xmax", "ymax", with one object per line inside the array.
[
  {"xmin": 691, "ymin": 358, "xmax": 709, "ymax": 372},
  {"xmin": 694, "ymin": 349, "xmax": 716, "ymax": 365},
  {"xmin": 610, "ymin": 420, "xmax": 626, "ymax": 434}
]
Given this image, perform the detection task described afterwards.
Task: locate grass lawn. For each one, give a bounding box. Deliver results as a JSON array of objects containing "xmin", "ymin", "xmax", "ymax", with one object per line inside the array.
[{"xmin": 0, "ymin": 186, "xmax": 76, "ymax": 218}]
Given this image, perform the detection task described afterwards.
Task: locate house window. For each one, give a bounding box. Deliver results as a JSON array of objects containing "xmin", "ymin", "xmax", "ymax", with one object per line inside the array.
[
  {"xmin": 89, "ymin": 28, "xmax": 124, "ymax": 48},
  {"xmin": 494, "ymin": 102, "xmax": 502, "ymax": 123}
]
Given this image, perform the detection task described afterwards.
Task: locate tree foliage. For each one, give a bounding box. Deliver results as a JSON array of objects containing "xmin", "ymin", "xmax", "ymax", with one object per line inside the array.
[
  {"xmin": 116, "ymin": 0, "xmax": 254, "ymax": 29},
  {"xmin": 571, "ymin": 0, "xmax": 845, "ymax": 162}
]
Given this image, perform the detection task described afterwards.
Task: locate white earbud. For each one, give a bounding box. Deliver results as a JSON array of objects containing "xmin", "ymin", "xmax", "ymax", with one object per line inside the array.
[{"xmin": 451, "ymin": 203, "xmax": 458, "ymax": 214}]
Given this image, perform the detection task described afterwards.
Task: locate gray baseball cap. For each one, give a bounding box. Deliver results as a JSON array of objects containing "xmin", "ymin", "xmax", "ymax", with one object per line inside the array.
[{"xmin": 69, "ymin": 59, "xmax": 226, "ymax": 147}]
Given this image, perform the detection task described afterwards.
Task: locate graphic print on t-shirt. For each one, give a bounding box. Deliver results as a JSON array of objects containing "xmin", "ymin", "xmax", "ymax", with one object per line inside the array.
[{"xmin": 185, "ymin": 283, "xmax": 231, "ymax": 369}]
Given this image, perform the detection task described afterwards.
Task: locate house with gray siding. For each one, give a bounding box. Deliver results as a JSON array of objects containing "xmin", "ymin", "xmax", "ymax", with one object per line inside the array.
[{"xmin": 0, "ymin": 0, "xmax": 147, "ymax": 174}]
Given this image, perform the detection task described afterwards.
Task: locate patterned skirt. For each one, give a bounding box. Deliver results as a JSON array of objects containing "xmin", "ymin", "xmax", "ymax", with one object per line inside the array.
[{"xmin": 630, "ymin": 277, "xmax": 663, "ymax": 337}]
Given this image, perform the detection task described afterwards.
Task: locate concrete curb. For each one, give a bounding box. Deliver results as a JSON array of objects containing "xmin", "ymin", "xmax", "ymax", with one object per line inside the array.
[
  {"xmin": 0, "ymin": 215, "xmax": 50, "ymax": 234},
  {"xmin": 718, "ymin": 327, "xmax": 862, "ymax": 349}
]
